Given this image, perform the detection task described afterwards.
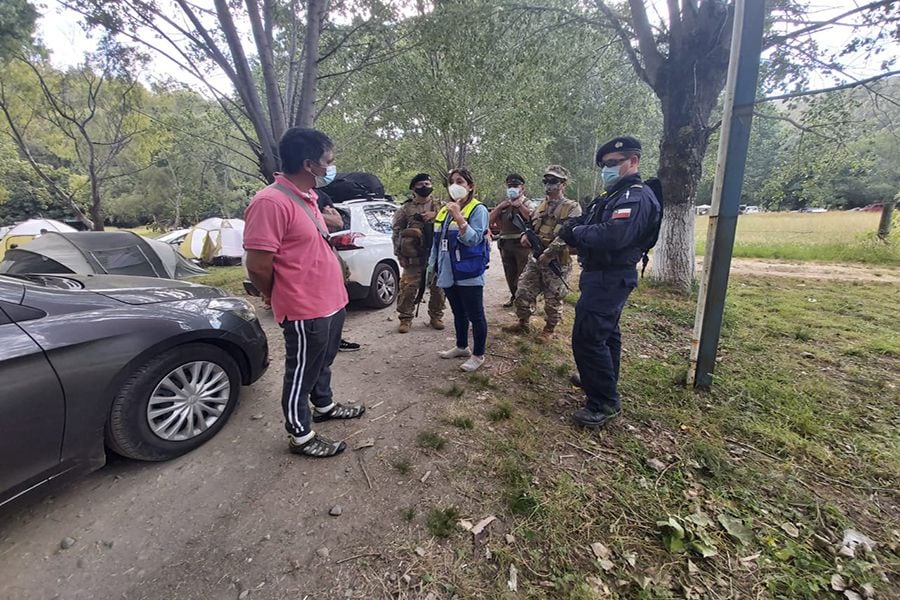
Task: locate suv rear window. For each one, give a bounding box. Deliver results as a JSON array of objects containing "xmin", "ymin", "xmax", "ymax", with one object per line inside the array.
[{"xmin": 364, "ymin": 206, "xmax": 395, "ymax": 234}]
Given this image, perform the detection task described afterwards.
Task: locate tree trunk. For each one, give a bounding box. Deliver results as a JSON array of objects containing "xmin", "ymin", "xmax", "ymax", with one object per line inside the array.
[
  {"xmin": 89, "ymin": 180, "xmax": 104, "ymax": 231},
  {"xmin": 651, "ymin": 107, "xmax": 712, "ymax": 291},
  {"xmin": 877, "ymin": 195, "xmax": 895, "ymax": 239},
  {"xmin": 296, "ymin": 0, "xmax": 325, "ymax": 128}
]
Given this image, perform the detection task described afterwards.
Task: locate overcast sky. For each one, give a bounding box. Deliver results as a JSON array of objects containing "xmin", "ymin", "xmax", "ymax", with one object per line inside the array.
[{"xmin": 36, "ymin": 0, "xmax": 896, "ymax": 94}]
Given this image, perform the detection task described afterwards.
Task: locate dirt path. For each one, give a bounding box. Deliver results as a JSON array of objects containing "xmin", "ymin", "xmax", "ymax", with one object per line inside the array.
[
  {"xmin": 0, "ymin": 247, "xmax": 513, "ymax": 600},
  {"xmin": 704, "ymin": 257, "xmax": 900, "ymax": 283}
]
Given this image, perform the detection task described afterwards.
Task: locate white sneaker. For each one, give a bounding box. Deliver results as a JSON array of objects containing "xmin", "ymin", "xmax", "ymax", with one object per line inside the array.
[
  {"xmin": 440, "ymin": 346, "xmax": 471, "ymax": 359},
  {"xmin": 460, "ymin": 355, "xmax": 485, "ymax": 372}
]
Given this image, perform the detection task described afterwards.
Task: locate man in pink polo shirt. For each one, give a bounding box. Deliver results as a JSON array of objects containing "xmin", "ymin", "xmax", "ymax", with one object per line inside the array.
[{"xmin": 244, "ymin": 128, "xmax": 365, "ymax": 458}]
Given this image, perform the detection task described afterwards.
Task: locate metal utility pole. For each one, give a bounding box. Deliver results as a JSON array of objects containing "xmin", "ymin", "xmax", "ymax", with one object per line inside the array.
[{"xmin": 688, "ymin": 0, "xmax": 766, "ymax": 389}]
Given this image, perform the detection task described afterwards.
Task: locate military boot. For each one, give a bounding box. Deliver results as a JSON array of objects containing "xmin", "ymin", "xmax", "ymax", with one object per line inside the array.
[
  {"xmin": 502, "ymin": 318, "xmax": 531, "ymax": 334},
  {"xmin": 540, "ymin": 324, "xmax": 556, "ymax": 338},
  {"xmin": 429, "ymin": 317, "xmax": 445, "ymax": 330},
  {"xmin": 398, "ymin": 320, "xmax": 412, "ymax": 334}
]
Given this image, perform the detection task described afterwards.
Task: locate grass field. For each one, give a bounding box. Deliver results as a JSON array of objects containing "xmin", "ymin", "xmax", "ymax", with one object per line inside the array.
[
  {"xmin": 401, "ymin": 275, "xmax": 899, "ymax": 599},
  {"xmin": 695, "ymin": 212, "xmax": 900, "ymax": 265}
]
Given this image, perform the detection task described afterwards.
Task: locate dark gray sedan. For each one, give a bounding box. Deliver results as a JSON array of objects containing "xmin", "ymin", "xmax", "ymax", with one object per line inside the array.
[{"xmin": 0, "ymin": 273, "xmax": 268, "ymax": 508}]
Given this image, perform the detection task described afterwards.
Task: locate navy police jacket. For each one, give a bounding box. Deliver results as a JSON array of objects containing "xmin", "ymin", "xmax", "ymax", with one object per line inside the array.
[{"xmin": 562, "ymin": 174, "xmax": 660, "ymax": 272}]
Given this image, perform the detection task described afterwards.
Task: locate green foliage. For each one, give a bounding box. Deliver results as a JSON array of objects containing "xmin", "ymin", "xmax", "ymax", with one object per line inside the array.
[
  {"xmin": 425, "ymin": 506, "xmax": 459, "ymax": 538},
  {"xmin": 0, "ymin": 0, "xmax": 37, "ymax": 60},
  {"xmin": 416, "ymin": 431, "xmax": 447, "ymax": 451}
]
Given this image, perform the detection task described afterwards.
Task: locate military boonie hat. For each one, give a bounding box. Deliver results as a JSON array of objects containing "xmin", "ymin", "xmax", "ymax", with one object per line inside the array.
[
  {"xmin": 596, "ymin": 136, "xmax": 642, "ymax": 164},
  {"xmin": 543, "ymin": 165, "xmax": 570, "ymax": 181}
]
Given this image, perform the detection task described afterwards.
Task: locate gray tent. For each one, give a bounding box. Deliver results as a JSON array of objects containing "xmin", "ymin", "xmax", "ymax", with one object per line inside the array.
[{"xmin": 0, "ymin": 231, "xmax": 207, "ymax": 279}]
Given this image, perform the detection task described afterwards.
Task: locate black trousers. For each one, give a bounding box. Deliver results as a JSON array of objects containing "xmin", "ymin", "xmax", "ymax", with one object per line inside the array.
[
  {"xmin": 572, "ymin": 270, "xmax": 636, "ymax": 412},
  {"xmin": 280, "ymin": 309, "xmax": 345, "ymax": 436}
]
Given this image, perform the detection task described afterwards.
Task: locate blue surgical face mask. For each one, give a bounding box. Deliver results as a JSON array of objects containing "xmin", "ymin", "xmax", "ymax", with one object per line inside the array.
[
  {"xmin": 506, "ymin": 187, "xmax": 520, "ymax": 200},
  {"xmin": 314, "ymin": 164, "xmax": 337, "ymax": 188},
  {"xmin": 601, "ymin": 165, "xmax": 621, "ymax": 187}
]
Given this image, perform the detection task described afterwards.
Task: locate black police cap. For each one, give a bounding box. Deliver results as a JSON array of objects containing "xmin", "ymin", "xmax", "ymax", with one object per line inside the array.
[
  {"xmin": 409, "ymin": 172, "xmax": 432, "ymax": 189},
  {"xmin": 596, "ymin": 136, "xmax": 642, "ymax": 165},
  {"xmin": 505, "ymin": 173, "xmax": 525, "ymax": 186}
]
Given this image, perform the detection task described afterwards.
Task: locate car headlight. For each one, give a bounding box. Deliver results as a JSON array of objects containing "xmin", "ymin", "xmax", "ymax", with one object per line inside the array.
[{"xmin": 207, "ymin": 297, "xmax": 258, "ymax": 322}]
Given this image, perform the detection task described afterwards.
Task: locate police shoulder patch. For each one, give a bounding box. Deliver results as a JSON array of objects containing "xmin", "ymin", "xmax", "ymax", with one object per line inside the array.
[{"xmin": 612, "ymin": 207, "xmax": 632, "ymax": 220}]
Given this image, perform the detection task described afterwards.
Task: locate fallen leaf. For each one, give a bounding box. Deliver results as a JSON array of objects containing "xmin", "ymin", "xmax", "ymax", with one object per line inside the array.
[
  {"xmin": 458, "ymin": 519, "xmax": 474, "ymax": 531},
  {"xmin": 507, "ymin": 565, "xmax": 518, "ymax": 592},
  {"xmin": 831, "ymin": 573, "xmax": 847, "ymax": 592},
  {"xmin": 599, "ymin": 558, "xmax": 614, "ymax": 572},
  {"xmin": 687, "ymin": 559, "xmax": 700, "ymax": 574},
  {"xmin": 841, "ymin": 529, "xmax": 876, "ymax": 555},
  {"xmin": 781, "ymin": 522, "xmax": 800, "ymax": 538},
  {"xmin": 718, "ymin": 514, "xmax": 753, "ymax": 545},
  {"xmin": 623, "ymin": 551, "xmax": 637, "ymax": 568},
  {"xmin": 586, "ymin": 576, "xmax": 612, "ymax": 596},
  {"xmin": 685, "ymin": 511, "xmax": 713, "ymax": 528},
  {"xmin": 471, "ymin": 516, "xmax": 496, "ymax": 537},
  {"xmin": 353, "ymin": 438, "xmax": 375, "ymax": 450},
  {"xmin": 646, "ymin": 458, "xmax": 667, "ymax": 472},
  {"xmin": 844, "ymin": 591, "xmax": 862, "ymax": 600},
  {"xmin": 591, "ymin": 542, "xmax": 612, "ymax": 560}
]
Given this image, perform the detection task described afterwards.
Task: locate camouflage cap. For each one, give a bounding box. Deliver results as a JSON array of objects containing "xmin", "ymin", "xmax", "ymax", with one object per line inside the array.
[{"xmin": 543, "ymin": 165, "xmax": 570, "ymax": 181}]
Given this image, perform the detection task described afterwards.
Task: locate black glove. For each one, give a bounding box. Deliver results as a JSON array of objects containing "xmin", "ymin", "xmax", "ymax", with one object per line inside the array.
[{"xmin": 558, "ymin": 221, "xmax": 577, "ymax": 246}]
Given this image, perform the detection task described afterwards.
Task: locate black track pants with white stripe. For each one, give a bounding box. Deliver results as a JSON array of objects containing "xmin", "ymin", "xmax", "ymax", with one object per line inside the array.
[{"xmin": 279, "ymin": 309, "xmax": 346, "ymax": 436}]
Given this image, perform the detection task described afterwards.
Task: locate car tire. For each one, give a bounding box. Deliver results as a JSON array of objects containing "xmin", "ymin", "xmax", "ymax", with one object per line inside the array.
[
  {"xmin": 106, "ymin": 343, "xmax": 241, "ymax": 461},
  {"xmin": 366, "ymin": 262, "xmax": 398, "ymax": 308}
]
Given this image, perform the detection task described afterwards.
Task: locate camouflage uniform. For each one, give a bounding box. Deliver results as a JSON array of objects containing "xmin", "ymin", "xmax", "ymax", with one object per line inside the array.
[
  {"xmin": 495, "ymin": 200, "xmax": 533, "ymax": 298},
  {"xmin": 514, "ymin": 196, "xmax": 582, "ymax": 328},
  {"xmin": 392, "ymin": 197, "xmax": 445, "ymax": 323}
]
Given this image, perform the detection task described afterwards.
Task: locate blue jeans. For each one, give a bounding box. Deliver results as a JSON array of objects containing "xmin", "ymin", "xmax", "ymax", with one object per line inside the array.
[{"xmin": 444, "ymin": 285, "xmax": 487, "ymax": 356}]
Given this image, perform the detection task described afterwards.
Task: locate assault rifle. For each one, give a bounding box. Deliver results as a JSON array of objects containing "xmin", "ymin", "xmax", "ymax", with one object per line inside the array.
[
  {"xmin": 413, "ymin": 212, "xmax": 435, "ymax": 317},
  {"xmin": 510, "ymin": 211, "xmax": 570, "ymax": 290}
]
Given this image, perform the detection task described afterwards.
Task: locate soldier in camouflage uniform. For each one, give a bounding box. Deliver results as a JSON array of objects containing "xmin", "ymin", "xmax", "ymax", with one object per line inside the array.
[
  {"xmin": 503, "ymin": 165, "xmax": 582, "ymax": 337},
  {"xmin": 489, "ymin": 173, "xmax": 533, "ymax": 307},
  {"xmin": 392, "ymin": 173, "xmax": 445, "ymax": 333}
]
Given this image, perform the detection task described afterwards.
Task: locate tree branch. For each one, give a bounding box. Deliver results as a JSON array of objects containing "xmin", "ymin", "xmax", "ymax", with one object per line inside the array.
[
  {"xmin": 593, "ymin": 0, "xmax": 654, "ymax": 87},
  {"xmin": 756, "ymin": 70, "xmax": 900, "ymax": 104},
  {"xmin": 764, "ymin": 0, "xmax": 898, "ymax": 48}
]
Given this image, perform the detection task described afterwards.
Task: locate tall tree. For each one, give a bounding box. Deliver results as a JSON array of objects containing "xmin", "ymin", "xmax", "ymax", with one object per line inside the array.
[
  {"xmin": 581, "ymin": 0, "xmax": 900, "ymax": 290},
  {"xmin": 0, "ymin": 56, "xmax": 147, "ymax": 229},
  {"xmin": 69, "ymin": 0, "xmax": 407, "ymax": 182},
  {"xmin": 0, "ymin": 0, "xmax": 36, "ymax": 60}
]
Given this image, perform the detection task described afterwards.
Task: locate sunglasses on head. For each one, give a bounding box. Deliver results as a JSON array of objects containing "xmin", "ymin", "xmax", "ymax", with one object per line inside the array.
[{"xmin": 543, "ymin": 177, "xmax": 562, "ymax": 185}]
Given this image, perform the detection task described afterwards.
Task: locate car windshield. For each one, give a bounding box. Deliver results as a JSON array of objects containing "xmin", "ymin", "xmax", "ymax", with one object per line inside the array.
[{"xmin": 0, "ymin": 273, "xmax": 84, "ymax": 290}]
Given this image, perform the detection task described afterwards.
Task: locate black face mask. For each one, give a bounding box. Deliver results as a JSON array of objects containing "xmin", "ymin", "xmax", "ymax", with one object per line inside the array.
[{"xmin": 413, "ymin": 186, "xmax": 433, "ymax": 197}]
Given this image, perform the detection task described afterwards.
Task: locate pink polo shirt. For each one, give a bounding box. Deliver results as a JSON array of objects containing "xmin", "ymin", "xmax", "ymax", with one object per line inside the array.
[{"xmin": 243, "ymin": 174, "xmax": 348, "ymax": 322}]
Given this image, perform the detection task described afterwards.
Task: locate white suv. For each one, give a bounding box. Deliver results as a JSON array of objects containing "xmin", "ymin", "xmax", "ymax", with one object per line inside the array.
[{"xmin": 331, "ymin": 200, "xmax": 400, "ymax": 309}]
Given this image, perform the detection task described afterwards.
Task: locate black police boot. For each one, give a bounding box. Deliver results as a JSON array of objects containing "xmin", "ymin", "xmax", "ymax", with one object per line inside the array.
[
  {"xmin": 572, "ymin": 405, "xmax": 621, "ymax": 429},
  {"xmin": 569, "ymin": 373, "xmax": 582, "ymax": 388}
]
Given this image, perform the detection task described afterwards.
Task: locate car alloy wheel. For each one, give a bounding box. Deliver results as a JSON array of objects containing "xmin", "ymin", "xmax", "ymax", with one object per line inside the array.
[
  {"xmin": 147, "ymin": 360, "xmax": 231, "ymax": 441},
  {"xmin": 375, "ymin": 266, "xmax": 396, "ymax": 304}
]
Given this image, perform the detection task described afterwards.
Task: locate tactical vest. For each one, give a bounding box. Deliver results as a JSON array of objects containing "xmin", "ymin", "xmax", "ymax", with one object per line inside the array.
[
  {"xmin": 498, "ymin": 202, "xmax": 529, "ymax": 239},
  {"xmin": 435, "ymin": 199, "xmax": 490, "ymax": 281},
  {"xmin": 533, "ymin": 197, "xmax": 578, "ymax": 262},
  {"xmin": 398, "ymin": 199, "xmax": 439, "ymax": 265}
]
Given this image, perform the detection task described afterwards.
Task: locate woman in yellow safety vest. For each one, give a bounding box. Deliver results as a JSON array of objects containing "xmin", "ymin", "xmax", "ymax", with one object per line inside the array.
[{"xmin": 426, "ymin": 168, "xmax": 490, "ymax": 372}]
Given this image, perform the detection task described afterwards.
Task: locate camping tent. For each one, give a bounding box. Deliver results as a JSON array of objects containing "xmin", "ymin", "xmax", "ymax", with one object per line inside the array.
[
  {"xmin": 0, "ymin": 231, "xmax": 207, "ymax": 279},
  {"xmin": 180, "ymin": 218, "xmax": 245, "ymax": 265},
  {"xmin": 1, "ymin": 219, "xmax": 77, "ymax": 254}
]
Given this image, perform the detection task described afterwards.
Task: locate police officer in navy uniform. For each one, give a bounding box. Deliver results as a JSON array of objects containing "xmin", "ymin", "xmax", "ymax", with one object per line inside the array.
[{"xmin": 559, "ymin": 136, "xmax": 661, "ymax": 429}]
